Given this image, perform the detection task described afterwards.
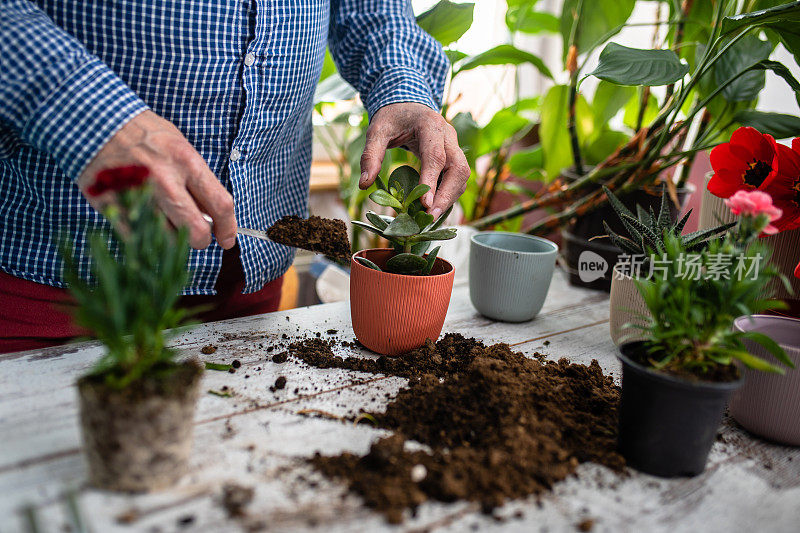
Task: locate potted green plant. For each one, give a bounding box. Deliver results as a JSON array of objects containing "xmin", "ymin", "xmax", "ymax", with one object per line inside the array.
[
  {"xmin": 604, "ymin": 184, "xmax": 734, "ymax": 344},
  {"xmin": 618, "ymin": 190, "xmax": 794, "ymax": 477},
  {"xmin": 350, "ymin": 165, "xmax": 457, "ymax": 355},
  {"xmin": 62, "ymin": 166, "xmax": 202, "ymax": 491}
]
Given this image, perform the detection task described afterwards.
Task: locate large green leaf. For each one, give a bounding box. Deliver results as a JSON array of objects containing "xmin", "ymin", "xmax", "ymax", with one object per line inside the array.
[
  {"xmin": 508, "ymin": 146, "xmax": 544, "ymax": 177},
  {"xmin": 734, "ymin": 110, "xmax": 800, "ymax": 138},
  {"xmin": 456, "ymin": 44, "xmax": 553, "ymax": 79},
  {"xmin": 475, "ymin": 109, "xmax": 529, "ymax": 157},
  {"xmin": 623, "ymin": 91, "xmax": 658, "ymax": 130},
  {"xmin": 589, "ymin": 43, "xmax": 689, "ymax": 86},
  {"xmin": 507, "ymin": 5, "xmax": 559, "ymax": 35},
  {"xmin": 714, "ymin": 35, "xmax": 773, "ymax": 102},
  {"xmin": 592, "ymin": 80, "xmax": 636, "ymax": 125},
  {"xmin": 451, "ymin": 112, "xmax": 481, "ymax": 162},
  {"xmin": 584, "ymin": 129, "xmax": 628, "ymax": 165},
  {"xmin": 318, "ymin": 49, "xmax": 337, "ymax": 82},
  {"xmin": 721, "ymin": 0, "xmax": 800, "ymax": 35},
  {"xmin": 416, "ymin": 1, "xmax": 475, "ymax": 46},
  {"xmin": 560, "ymin": 0, "xmax": 635, "ymax": 59},
  {"xmin": 384, "ymin": 213, "xmax": 420, "ymax": 237},
  {"xmin": 748, "ymin": 59, "xmax": 800, "ymax": 106},
  {"xmin": 539, "ymin": 84, "xmax": 593, "ymax": 179}
]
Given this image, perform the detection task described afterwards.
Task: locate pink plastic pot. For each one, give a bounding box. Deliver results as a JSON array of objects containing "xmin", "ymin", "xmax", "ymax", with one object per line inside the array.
[
  {"xmin": 350, "ymin": 248, "xmax": 454, "ymax": 356},
  {"xmin": 729, "ymin": 315, "xmax": 800, "ymax": 446}
]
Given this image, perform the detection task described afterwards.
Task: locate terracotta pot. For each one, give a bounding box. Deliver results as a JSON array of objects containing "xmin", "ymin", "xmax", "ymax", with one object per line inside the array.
[
  {"xmin": 699, "ymin": 173, "xmax": 800, "ymax": 308},
  {"xmin": 78, "ymin": 360, "xmax": 203, "ymax": 491},
  {"xmin": 609, "ymin": 266, "xmax": 649, "ymax": 345},
  {"xmin": 729, "ymin": 315, "xmax": 800, "ymax": 446},
  {"xmin": 350, "ymin": 248, "xmax": 454, "ymax": 356}
]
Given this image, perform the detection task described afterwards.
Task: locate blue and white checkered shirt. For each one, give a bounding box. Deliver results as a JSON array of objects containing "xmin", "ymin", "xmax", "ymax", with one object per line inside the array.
[{"xmin": 0, "ymin": 0, "xmax": 447, "ymax": 294}]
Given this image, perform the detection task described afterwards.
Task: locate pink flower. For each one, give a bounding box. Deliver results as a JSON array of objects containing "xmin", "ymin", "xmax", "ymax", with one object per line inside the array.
[{"xmin": 724, "ymin": 190, "xmax": 782, "ymax": 234}]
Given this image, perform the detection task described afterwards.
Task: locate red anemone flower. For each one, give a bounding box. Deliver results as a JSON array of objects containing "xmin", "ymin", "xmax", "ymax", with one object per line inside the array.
[
  {"xmin": 708, "ymin": 127, "xmax": 780, "ymax": 198},
  {"xmin": 87, "ymin": 165, "xmax": 149, "ymax": 197}
]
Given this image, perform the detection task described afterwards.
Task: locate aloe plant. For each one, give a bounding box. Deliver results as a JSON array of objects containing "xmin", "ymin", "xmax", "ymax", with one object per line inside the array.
[
  {"xmin": 602, "ymin": 184, "xmax": 735, "ymax": 257},
  {"xmin": 352, "ymin": 165, "xmax": 456, "ymax": 275}
]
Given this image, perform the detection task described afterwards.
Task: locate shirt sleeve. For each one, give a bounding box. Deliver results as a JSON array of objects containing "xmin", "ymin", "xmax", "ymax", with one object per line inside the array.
[
  {"xmin": 328, "ymin": 0, "xmax": 449, "ymax": 118},
  {"xmin": 0, "ymin": 0, "xmax": 148, "ymax": 180}
]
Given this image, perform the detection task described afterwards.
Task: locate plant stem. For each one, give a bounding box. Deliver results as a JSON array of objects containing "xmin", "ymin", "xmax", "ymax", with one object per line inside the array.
[{"xmin": 566, "ymin": 0, "xmax": 585, "ymax": 175}]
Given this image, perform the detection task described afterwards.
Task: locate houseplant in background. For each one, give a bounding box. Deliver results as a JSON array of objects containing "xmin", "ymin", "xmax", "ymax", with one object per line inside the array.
[
  {"xmin": 350, "ymin": 165, "xmax": 457, "ymax": 356},
  {"xmin": 700, "ymin": 128, "xmax": 800, "ymax": 314},
  {"xmin": 472, "ymin": 0, "xmax": 800, "ymax": 289},
  {"xmin": 618, "ymin": 190, "xmax": 793, "ymax": 477},
  {"xmin": 605, "ymin": 184, "xmax": 734, "ymax": 344},
  {"xmin": 62, "ymin": 166, "xmax": 202, "ymax": 491}
]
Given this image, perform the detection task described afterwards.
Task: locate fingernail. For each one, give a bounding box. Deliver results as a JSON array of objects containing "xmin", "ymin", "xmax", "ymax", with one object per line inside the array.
[
  {"xmin": 431, "ymin": 208, "xmax": 442, "ymax": 220},
  {"xmin": 423, "ymin": 192, "xmax": 434, "ymax": 207},
  {"xmin": 359, "ymin": 172, "xmax": 369, "ymax": 187}
]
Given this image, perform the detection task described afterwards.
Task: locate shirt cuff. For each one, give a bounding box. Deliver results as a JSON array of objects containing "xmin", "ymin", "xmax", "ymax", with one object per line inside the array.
[
  {"xmin": 22, "ymin": 56, "xmax": 149, "ymax": 180},
  {"xmin": 363, "ymin": 66, "xmax": 441, "ymax": 119}
]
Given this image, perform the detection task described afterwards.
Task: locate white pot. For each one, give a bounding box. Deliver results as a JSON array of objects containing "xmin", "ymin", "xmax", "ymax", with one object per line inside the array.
[{"xmin": 609, "ymin": 265, "xmax": 649, "ymax": 346}]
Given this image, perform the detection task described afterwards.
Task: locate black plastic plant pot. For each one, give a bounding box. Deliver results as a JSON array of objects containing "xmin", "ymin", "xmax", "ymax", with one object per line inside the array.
[{"xmin": 617, "ymin": 342, "xmax": 744, "ymax": 478}]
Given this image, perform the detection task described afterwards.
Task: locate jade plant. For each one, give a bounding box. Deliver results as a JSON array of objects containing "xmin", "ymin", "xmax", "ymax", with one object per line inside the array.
[
  {"xmin": 602, "ymin": 184, "xmax": 735, "ymax": 258},
  {"xmin": 352, "ymin": 165, "xmax": 456, "ymax": 275}
]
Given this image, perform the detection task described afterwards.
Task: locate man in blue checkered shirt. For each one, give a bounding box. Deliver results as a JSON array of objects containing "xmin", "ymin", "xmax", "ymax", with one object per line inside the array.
[{"xmin": 0, "ymin": 0, "xmax": 469, "ymax": 352}]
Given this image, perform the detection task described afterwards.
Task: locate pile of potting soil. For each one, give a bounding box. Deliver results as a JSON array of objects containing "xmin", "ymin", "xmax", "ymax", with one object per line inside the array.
[
  {"xmin": 290, "ymin": 334, "xmax": 624, "ymax": 523},
  {"xmin": 267, "ymin": 215, "xmax": 351, "ymax": 261}
]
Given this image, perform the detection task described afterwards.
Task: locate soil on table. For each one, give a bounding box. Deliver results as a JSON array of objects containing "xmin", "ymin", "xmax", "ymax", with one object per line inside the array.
[
  {"xmin": 296, "ymin": 335, "xmax": 624, "ymax": 523},
  {"xmin": 267, "ymin": 215, "xmax": 351, "ymax": 261}
]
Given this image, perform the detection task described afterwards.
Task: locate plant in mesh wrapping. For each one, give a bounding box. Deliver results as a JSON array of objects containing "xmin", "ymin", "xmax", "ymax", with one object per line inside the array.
[
  {"xmin": 352, "ymin": 165, "xmax": 456, "ymax": 275},
  {"xmin": 602, "ymin": 183, "xmax": 735, "ymax": 258}
]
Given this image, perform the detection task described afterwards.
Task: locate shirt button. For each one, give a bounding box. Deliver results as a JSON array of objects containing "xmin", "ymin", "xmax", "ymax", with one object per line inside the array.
[
  {"xmin": 229, "ymin": 148, "xmax": 242, "ymax": 162},
  {"xmin": 244, "ymin": 53, "xmax": 256, "ymax": 67}
]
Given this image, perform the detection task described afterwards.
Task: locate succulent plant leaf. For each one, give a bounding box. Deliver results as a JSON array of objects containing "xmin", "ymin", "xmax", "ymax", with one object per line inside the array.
[
  {"xmin": 370, "ymin": 189, "xmax": 403, "ymax": 210},
  {"xmin": 413, "ymin": 228, "xmax": 457, "ymax": 242},
  {"xmin": 352, "ymin": 220, "xmax": 387, "ymax": 238},
  {"xmin": 384, "ymin": 213, "xmax": 421, "ymax": 237},
  {"xmin": 411, "ymin": 241, "xmax": 432, "ymax": 255},
  {"xmin": 388, "ymin": 165, "xmax": 420, "ymax": 202},
  {"xmin": 355, "ymin": 256, "xmax": 382, "ymax": 271},
  {"xmin": 365, "ymin": 211, "xmax": 389, "ymax": 230},
  {"xmin": 422, "ymin": 246, "xmax": 441, "ymax": 275},
  {"xmin": 386, "ymin": 253, "xmax": 427, "ymax": 274},
  {"xmin": 404, "ymin": 184, "xmax": 431, "ymax": 208},
  {"xmin": 414, "ymin": 211, "xmax": 435, "ymax": 229}
]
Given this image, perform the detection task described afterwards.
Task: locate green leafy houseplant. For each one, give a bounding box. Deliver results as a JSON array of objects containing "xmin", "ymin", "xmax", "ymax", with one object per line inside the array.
[
  {"xmin": 62, "ymin": 165, "xmax": 202, "ymax": 492},
  {"xmin": 631, "ymin": 219, "xmax": 793, "ymax": 378},
  {"xmin": 352, "ymin": 165, "xmax": 456, "ymax": 275},
  {"xmin": 63, "ymin": 167, "xmax": 193, "ymax": 389},
  {"xmin": 602, "ymin": 184, "xmax": 735, "ymax": 258}
]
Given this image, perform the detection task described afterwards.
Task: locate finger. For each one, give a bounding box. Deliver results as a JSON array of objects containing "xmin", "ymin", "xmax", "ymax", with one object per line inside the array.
[
  {"xmin": 360, "ymin": 125, "xmax": 390, "ymax": 189},
  {"xmin": 186, "ymin": 164, "xmax": 237, "ymax": 249},
  {"xmin": 417, "ymin": 126, "xmax": 446, "ymax": 209},
  {"xmin": 154, "ymin": 177, "xmax": 213, "ymax": 249},
  {"xmin": 430, "ymin": 131, "xmax": 470, "ymax": 220}
]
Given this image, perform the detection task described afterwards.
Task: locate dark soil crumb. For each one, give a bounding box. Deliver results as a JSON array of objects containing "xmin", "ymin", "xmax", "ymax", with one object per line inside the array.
[
  {"xmin": 228, "ymin": 367, "xmax": 236, "ymax": 374},
  {"xmin": 201, "ymin": 344, "xmax": 217, "ymax": 355},
  {"xmin": 308, "ymin": 334, "xmax": 623, "ymax": 524},
  {"xmin": 267, "ymin": 215, "xmax": 351, "ymax": 261},
  {"xmin": 270, "ymin": 376, "xmax": 287, "ymax": 392},
  {"xmin": 221, "ymin": 483, "xmax": 254, "ymax": 518},
  {"xmin": 326, "ymin": 329, "xmax": 338, "ymax": 335},
  {"xmin": 272, "ymin": 352, "xmax": 288, "ymax": 364},
  {"xmin": 577, "ymin": 518, "xmax": 595, "ymax": 532},
  {"xmin": 177, "ymin": 515, "xmax": 195, "ymax": 527},
  {"xmin": 232, "ymin": 359, "xmax": 241, "ymax": 369}
]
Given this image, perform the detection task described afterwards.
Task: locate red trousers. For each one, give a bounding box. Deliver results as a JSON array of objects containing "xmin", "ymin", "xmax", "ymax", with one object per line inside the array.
[{"xmin": 0, "ymin": 245, "xmax": 282, "ymax": 354}]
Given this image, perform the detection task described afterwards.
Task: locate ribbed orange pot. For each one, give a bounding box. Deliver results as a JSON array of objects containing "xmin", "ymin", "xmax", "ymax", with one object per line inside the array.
[{"xmin": 350, "ymin": 248, "xmax": 455, "ymax": 356}]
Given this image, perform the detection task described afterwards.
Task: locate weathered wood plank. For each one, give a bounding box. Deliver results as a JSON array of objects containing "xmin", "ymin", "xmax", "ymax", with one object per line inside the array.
[{"xmin": 2, "ymin": 271, "xmax": 799, "ymax": 533}]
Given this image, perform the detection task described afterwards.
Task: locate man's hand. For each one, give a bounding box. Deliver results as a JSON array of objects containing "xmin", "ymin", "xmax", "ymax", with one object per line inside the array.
[
  {"xmin": 77, "ymin": 110, "xmax": 237, "ymax": 250},
  {"xmin": 360, "ymin": 103, "xmax": 470, "ymax": 219}
]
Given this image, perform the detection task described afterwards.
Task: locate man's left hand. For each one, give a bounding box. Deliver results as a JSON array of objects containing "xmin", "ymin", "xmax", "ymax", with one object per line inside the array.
[{"xmin": 359, "ymin": 103, "xmax": 470, "ymax": 220}]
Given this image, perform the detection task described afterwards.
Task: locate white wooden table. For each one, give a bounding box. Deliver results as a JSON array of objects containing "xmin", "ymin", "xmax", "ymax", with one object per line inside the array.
[{"xmin": 2, "ymin": 270, "xmax": 799, "ymax": 533}]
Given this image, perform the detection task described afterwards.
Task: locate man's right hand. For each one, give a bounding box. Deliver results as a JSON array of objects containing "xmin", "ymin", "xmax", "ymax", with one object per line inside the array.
[{"xmin": 77, "ymin": 110, "xmax": 237, "ymax": 250}]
